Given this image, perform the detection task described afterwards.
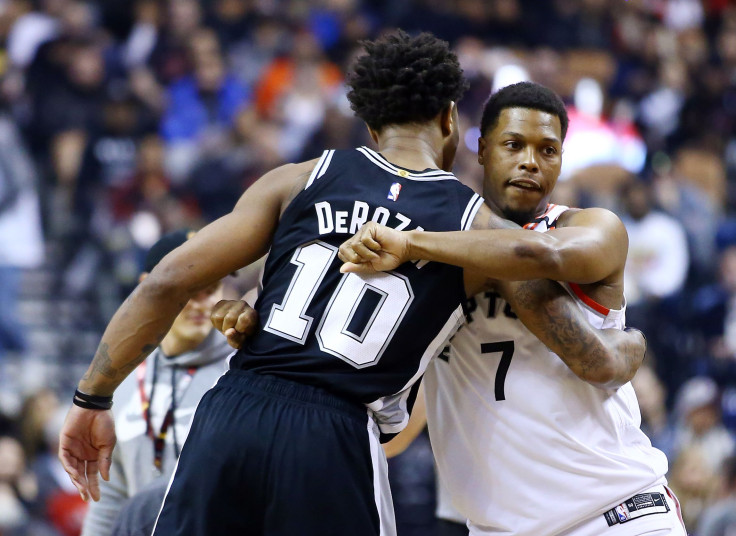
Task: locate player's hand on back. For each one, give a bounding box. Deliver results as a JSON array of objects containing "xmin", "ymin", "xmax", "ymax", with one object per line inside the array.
[
  {"xmin": 339, "ymin": 222, "xmax": 411, "ymax": 274},
  {"xmin": 211, "ymin": 300, "xmax": 259, "ymax": 349}
]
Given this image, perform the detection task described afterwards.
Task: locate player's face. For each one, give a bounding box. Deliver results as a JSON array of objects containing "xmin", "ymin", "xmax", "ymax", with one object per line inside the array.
[
  {"xmin": 168, "ymin": 281, "xmax": 224, "ymax": 345},
  {"xmin": 478, "ymin": 107, "xmax": 562, "ymax": 225},
  {"xmin": 441, "ymin": 104, "xmax": 460, "ymax": 172}
]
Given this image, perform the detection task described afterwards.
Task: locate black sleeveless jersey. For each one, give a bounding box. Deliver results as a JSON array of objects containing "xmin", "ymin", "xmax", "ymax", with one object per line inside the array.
[{"xmin": 231, "ymin": 147, "xmax": 484, "ymax": 435}]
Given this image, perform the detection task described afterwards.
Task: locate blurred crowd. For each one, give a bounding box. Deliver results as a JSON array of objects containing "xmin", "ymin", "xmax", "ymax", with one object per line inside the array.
[{"xmin": 0, "ymin": 0, "xmax": 736, "ymax": 534}]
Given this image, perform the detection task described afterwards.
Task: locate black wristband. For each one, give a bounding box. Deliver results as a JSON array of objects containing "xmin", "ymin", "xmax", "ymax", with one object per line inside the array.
[{"xmin": 73, "ymin": 389, "xmax": 113, "ymax": 410}]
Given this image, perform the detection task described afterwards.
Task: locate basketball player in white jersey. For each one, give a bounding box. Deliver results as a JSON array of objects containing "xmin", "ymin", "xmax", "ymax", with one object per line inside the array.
[{"xmin": 339, "ymin": 82, "xmax": 686, "ymax": 536}]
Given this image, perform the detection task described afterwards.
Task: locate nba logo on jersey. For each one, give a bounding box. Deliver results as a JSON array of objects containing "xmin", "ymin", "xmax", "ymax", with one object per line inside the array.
[
  {"xmin": 615, "ymin": 505, "xmax": 630, "ymax": 522},
  {"xmin": 387, "ymin": 182, "xmax": 402, "ymax": 201}
]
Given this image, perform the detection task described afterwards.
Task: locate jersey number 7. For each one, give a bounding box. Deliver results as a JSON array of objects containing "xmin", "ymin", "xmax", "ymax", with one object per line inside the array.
[{"xmin": 481, "ymin": 341, "xmax": 515, "ymax": 401}]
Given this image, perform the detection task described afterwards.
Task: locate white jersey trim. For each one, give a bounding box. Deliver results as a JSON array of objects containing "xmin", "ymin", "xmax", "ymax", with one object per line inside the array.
[
  {"xmin": 367, "ymin": 304, "xmax": 465, "ymax": 435},
  {"xmin": 357, "ymin": 147, "xmax": 458, "ymax": 181},
  {"xmin": 305, "ymin": 149, "xmax": 335, "ymax": 190},
  {"xmin": 461, "ymin": 193, "xmax": 484, "ymax": 231},
  {"xmin": 524, "ymin": 203, "xmax": 569, "ymax": 231},
  {"xmin": 367, "ymin": 414, "xmax": 397, "ymax": 536},
  {"xmin": 150, "ymin": 453, "xmax": 181, "ymax": 535}
]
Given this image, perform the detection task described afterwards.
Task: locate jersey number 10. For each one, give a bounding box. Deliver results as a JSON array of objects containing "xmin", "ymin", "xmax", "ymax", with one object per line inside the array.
[{"xmin": 264, "ymin": 241, "xmax": 415, "ymax": 368}]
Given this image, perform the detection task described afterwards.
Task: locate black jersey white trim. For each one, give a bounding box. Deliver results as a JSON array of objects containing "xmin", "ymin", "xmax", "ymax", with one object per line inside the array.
[
  {"xmin": 461, "ymin": 193, "xmax": 484, "ymax": 230},
  {"xmin": 366, "ymin": 415, "xmax": 396, "ymax": 536},
  {"xmin": 305, "ymin": 149, "xmax": 335, "ymax": 190},
  {"xmin": 356, "ymin": 147, "xmax": 458, "ymax": 181},
  {"xmin": 366, "ymin": 304, "xmax": 465, "ymax": 435}
]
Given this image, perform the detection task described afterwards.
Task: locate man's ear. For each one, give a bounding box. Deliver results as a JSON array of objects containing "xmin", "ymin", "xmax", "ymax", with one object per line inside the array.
[
  {"xmin": 367, "ymin": 125, "xmax": 380, "ymax": 145},
  {"xmin": 477, "ymin": 136, "xmax": 487, "ymax": 165},
  {"xmin": 440, "ymin": 101, "xmax": 456, "ymax": 138}
]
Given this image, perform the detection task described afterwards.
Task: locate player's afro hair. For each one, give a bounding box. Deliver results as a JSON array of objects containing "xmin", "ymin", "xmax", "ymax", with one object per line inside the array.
[
  {"xmin": 480, "ymin": 82, "xmax": 569, "ymax": 140},
  {"xmin": 346, "ymin": 30, "xmax": 468, "ymax": 132}
]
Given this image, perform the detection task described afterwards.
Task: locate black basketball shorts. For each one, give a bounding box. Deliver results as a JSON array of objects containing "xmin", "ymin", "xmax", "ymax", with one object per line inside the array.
[{"xmin": 151, "ymin": 369, "xmax": 395, "ymax": 536}]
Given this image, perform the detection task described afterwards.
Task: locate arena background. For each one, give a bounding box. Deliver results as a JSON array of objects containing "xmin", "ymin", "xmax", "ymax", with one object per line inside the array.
[{"xmin": 0, "ymin": 0, "xmax": 735, "ymax": 534}]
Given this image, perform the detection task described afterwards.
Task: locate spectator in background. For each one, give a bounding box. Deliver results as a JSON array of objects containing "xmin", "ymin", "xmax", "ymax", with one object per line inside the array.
[
  {"xmin": 224, "ymin": 15, "xmax": 292, "ymax": 90},
  {"xmin": 270, "ymin": 31, "xmax": 344, "ymax": 161},
  {"xmin": 652, "ymin": 147, "xmax": 723, "ymax": 286},
  {"xmin": 254, "ymin": 29, "xmax": 341, "ymax": 123},
  {"xmin": 0, "ymin": 108, "xmax": 44, "ymax": 380},
  {"xmin": 186, "ymin": 106, "xmax": 271, "ymax": 222},
  {"xmin": 75, "ymin": 86, "xmax": 153, "ymax": 222},
  {"xmin": 561, "ymin": 77, "xmax": 646, "ymax": 181},
  {"xmin": 672, "ymin": 376, "xmax": 735, "ymax": 475},
  {"xmin": 619, "ymin": 177, "xmax": 689, "ymax": 278},
  {"xmin": 25, "ymin": 1, "xmax": 107, "ymax": 152},
  {"xmin": 254, "ymin": 31, "xmax": 349, "ymax": 162},
  {"xmin": 638, "ymin": 59, "xmax": 688, "ymax": 153},
  {"xmin": 632, "ymin": 365, "xmax": 677, "ymax": 460},
  {"xmin": 205, "ymin": 0, "xmax": 256, "ymax": 51},
  {"xmin": 34, "ymin": 408, "xmax": 87, "ymax": 536},
  {"xmin": 691, "ymin": 233, "xmax": 736, "ymax": 383},
  {"xmin": 6, "ymin": 0, "xmax": 66, "ymax": 70},
  {"xmin": 108, "ymin": 134, "xmax": 201, "ymax": 296},
  {"xmin": 0, "ymin": 435, "xmax": 39, "ymax": 535},
  {"xmin": 109, "ymin": 134, "xmax": 199, "ymax": 232},
  {"xmin": 620, "ymin": 178, "xmax": 690, "ymax": 392},
  {"xmin": 147, "ymin": 0, "xmax": 204, "ymax": 85},
  {"xmin": 80, "ymin": 230, "xmax": 233, "ymax": 536},
  {"xmin": 698, "ymin": 455, "xmax": 736, "ymax": 536},
  {"xmin": 59, "ymin": 86, "xmax": 153, "ymax": 300},
  {"xmin": 161, "ymin": 27, "xmax": 250, "ymax": 180},
  {"xmin": 668, "ymin": 445, "xmax": 718, "ymax": 531},
  {"xmin": 18, "ymin": 389, "xmax": 60, "ymax": 465}
]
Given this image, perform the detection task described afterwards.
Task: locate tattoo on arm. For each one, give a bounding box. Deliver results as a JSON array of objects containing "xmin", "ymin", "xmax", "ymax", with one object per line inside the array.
[
  {"xmin": 82, "ymin": 343, "xmax": 116, "ymax": 382},
  {"xmin": 82, "ymin": 330, "xmax": 168, "ymax": 385},
  {"xmin": 504, "ymin": 280, "xmax": 616, "ymax": 383}
]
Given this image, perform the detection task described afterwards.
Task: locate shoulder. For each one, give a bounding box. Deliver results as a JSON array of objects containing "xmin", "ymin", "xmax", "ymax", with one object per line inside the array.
[
  {"xmin": 235, "ymin": 157, "xmax": 321, "ymax": 214},
  {"xmin": 263, "ymin": 158, "xmax": 321, "ymax": 182}
]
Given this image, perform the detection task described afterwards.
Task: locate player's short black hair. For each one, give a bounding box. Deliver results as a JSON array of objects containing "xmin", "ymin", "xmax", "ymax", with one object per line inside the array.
[
  {"xmin": 480, "ymin": 81, "xmax": 569, "ymax": 140},
  {"xmin": 346, "ymin": 30, "xmax": 468, "ymax": 132}
]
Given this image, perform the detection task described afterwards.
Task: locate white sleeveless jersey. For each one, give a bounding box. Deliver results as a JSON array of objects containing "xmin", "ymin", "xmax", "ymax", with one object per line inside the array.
[{"xmin": 424, "ymin": 204, "xmax": 669, "ymax": 536}]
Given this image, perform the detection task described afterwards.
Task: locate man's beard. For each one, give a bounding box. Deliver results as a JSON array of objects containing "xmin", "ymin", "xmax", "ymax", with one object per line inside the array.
[{"xmin": 501, "ymin": 206, "xmax": 538, "ymax": 226}]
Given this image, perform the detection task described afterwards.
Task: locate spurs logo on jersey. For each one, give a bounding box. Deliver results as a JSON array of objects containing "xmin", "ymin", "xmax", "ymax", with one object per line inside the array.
[{"xmin": 425, "ymin": 204, "xmax": 670, "ymax": 536}]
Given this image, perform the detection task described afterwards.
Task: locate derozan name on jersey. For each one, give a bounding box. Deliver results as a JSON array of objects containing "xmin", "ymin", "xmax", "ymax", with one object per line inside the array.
[{"xmin": 314, "ymin": 200, "xmax": 421, "ymax": 236}]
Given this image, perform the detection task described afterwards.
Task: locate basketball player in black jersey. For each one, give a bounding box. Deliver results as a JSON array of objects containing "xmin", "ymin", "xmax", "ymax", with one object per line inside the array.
[{"xmin": 59, "ymin": 31, "xmax": 521, "ymax": 536}]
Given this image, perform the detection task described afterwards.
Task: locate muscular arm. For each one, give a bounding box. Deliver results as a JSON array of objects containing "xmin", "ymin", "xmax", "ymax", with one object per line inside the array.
[
  {"xmin": 77, "ymin": 159, "xmax": 315, "ymax": 396},
  {"xmin": 464, "ymin": 206, "xmax": 639, "ymax": 387},
  {"xmin": 496, "ymin": 279, "xmax": 645, "ymax": 389},
  {"xmin": 408, "ymin": 205, "xmax": 627, "ymax": 284},
  {"xmin": 340, "ymin": 203, "xmax": 640, "ymax": 388}
]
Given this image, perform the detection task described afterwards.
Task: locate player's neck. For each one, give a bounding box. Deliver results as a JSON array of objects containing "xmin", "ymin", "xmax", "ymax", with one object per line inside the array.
[{"xmin": 376, "ymin": 128, "xmax": 444, "ymax": 171}]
